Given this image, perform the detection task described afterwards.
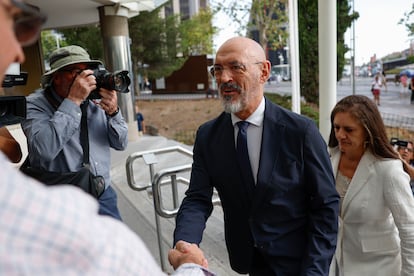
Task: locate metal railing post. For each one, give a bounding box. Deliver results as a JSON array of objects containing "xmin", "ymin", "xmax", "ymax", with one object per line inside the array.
[{"xmin": 125, "ymin": 146, "xmax": 221, "ymax": 272}]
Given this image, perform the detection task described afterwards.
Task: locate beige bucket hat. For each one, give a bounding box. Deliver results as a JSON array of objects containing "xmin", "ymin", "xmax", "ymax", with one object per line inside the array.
[{"xmin": 41, "ymin": 45, "xmax": 102, "ymax": 87}]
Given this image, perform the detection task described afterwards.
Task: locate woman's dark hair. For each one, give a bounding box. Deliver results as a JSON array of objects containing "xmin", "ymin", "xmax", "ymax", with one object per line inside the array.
[{"xmin": 328, "ymin": 95, "xmax": 398, "ymax": 159}]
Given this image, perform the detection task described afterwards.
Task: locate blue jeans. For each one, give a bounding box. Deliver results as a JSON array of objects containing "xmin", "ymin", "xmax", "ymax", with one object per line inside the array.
[{"xmin": 98, "ymin": 185, "xmax": 122, "ymax": 221}]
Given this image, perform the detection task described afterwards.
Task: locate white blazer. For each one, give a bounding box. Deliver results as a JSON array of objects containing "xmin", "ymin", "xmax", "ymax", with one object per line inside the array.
[{"xmin": 329, "ymin": 147, "xmax": 414, "ymax": 276}]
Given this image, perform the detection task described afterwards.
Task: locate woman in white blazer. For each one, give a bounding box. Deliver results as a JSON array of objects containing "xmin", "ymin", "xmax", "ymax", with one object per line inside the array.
[{"xmin": 328, "ymin": 95, "xmax": 414, "ymax": 276}]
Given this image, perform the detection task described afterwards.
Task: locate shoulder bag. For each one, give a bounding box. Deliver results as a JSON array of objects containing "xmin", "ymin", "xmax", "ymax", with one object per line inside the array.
[{"xmin": 20, "ymin": 95, "xmax": 105, "ymax": 198}]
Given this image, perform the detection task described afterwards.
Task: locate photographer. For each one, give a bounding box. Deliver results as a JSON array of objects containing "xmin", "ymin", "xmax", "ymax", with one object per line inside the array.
[
  {"xmin": 396, "ymin": 140, "xmax": 414, "ymax": 196},
  {"xmin": 21, "ymin": 45, "xmax": 128, "ymax": 220}
]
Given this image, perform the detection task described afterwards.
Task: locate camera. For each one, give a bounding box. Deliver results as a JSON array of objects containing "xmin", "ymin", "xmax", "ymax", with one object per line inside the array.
[
  {"xmin": 2, "ymin": 72, "xmax": 28, "ymax": 88},
  {"xmin": 88, "ymin": 65, "xmax": 131, "ymax": 99},
  {"xmin": 0, "ymin": 96, "xmax": 26, "ymax": 127},
  {"xmin": 1, "ymin": 64, "xmax": 28, "ymax": 127},
  {"xmin": 390, "ymin": 137, "xmax": 408, "ymax": 148}
]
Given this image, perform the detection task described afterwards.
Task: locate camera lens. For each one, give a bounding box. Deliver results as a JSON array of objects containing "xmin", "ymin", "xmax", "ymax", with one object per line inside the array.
[
  {"xmin": 88, "ymin": 67, "xmax": 131, "ymax": 100},
  {"xmin": 112, "ymin": 71, "xmax": 130, "ymax": 93}
]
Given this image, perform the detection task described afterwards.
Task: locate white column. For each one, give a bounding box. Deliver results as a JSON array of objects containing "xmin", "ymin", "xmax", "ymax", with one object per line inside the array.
[
  {"xmin": 288, "ymin": 0, "xmax": 301, "ymax": 114},
  {"xmin": 318, "ymin": 0, "xmax": 337, "ymax": 142}
]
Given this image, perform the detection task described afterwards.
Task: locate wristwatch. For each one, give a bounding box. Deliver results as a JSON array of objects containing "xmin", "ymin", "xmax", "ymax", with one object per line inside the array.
[{"xmin": 109, "ymin": 106, "xmax": 119, "ymax": 117}]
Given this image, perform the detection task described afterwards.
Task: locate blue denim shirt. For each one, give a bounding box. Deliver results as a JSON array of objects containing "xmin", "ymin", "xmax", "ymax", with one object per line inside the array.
[{"xmin": 22, "ymin": 89, "xmax": 128, "ymax": 188}]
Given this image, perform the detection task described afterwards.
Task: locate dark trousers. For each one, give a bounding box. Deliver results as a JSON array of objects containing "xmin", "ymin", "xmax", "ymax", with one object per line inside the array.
[
  {"xmin": 98, "ymin": 185, "xmax": 122, "ymax": 221},
  {"xmin": 249, "ymin": 249, "xmax": 276, "ymax": 276},
  {"xmin": 249, "ymin": 249, "xmax": 301, "ymax": 276}
]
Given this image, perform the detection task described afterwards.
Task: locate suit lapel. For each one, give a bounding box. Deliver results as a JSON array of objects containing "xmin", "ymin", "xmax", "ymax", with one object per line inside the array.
[
  {"xmin": 331, "ymin": 149, "xmax": 375, "ymax": 216},
  {"xmin": 253, "ymin": 101, "xmax": 284, "ymax": 207}
]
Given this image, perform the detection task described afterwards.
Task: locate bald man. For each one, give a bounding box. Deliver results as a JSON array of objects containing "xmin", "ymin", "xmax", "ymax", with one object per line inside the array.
[{"xmin": 172, "ymin": 37, "xmax": 339, "ymax": 275}]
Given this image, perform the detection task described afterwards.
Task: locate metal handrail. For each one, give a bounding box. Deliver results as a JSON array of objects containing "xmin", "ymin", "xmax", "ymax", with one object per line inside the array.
[
  {"xmin": 153, "ymin": 165, "xmax": 222, "ymax": 218},
  {"xmin": 125, "ymin": 145, "xmax": 193, "ymax": 191},
  {"xmin": 152, "ymin": 164, "xmax": 193, "ymax": 218},
  {"xmin": 125, "ymin": 145, "xmax": 221, "ymax": 271}
]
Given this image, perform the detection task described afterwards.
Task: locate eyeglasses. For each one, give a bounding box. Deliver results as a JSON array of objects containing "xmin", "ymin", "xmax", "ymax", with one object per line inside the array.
[
  {"xmin": 398, "ymin": 146, "xmax": 413, "ymax": 153},
  {"xmin": 2, "ymin": 0, "xmax": 47, "ymax": 47},
  {"xmin": 210, "ymin": 62, "xmax": 263, "ymax": 78},
  {"xmin": 60, "ymin": 68, "xmax": 84, "ymax": 77}
]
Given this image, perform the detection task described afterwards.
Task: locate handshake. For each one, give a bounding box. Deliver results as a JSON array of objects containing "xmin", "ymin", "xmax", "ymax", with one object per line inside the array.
[{"xmin": 168, "ymin": 241, "xmax": 210, "ymax": 271}]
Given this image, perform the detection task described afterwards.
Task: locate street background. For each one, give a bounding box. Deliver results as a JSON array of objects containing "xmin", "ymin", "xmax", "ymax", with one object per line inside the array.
[{"xmin": 264, "ymin": 76, "xmax": 414, "ymax": 119}]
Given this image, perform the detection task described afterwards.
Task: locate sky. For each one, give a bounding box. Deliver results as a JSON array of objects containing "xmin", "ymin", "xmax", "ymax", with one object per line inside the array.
[
  {"xmin": 346, "ymin": 0, "xmax": 412, "ymax": 65},
  {"xmin": 212, "ymin": 0, "xmax": 412, "ymax": 66}
]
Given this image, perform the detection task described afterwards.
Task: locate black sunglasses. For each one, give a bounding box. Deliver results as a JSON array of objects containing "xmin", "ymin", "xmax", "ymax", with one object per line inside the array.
[{"xmin": 6, "ymin": 0, "xmax": 47, "ymax": 46}]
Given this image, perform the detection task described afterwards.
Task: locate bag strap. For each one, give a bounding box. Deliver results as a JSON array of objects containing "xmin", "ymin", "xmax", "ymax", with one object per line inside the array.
[{"xmin": 80, "ymin": 101, "xmax": 90, "ymax": 167}]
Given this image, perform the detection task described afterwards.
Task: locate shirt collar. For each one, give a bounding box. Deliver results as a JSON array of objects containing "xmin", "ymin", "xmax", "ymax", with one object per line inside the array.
[{"xmin": 231, "ymin": 97, "xmax": 265, "ymax": 127}]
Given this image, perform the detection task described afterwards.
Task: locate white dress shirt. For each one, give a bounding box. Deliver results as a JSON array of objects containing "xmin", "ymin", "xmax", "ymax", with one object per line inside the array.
[{"xmin": 231, "ymin": 97, "xmax": 265, "ymax": 184}]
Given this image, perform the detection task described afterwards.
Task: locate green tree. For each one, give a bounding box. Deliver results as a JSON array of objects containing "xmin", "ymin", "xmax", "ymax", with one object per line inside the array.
[
  {"xmin": 212, "ymin": 0, "xmax": 288, "ymax": 50},
  {"xmin": 399, "ymin": 3, "xmax": 414, "ymax": 37},
  {"xmin": 250, "ymin": 0, "xmax": 288, "ymax": 50},
  {"xmin": 40, "ymin": 4, "xmax": 215, "ymax": 93},
  {"xmin": 41, "ymin": 30, "xmax": 68, "ymax": 62},
  {"xmin": 179, "ymin": 8, "xmax": 216, "ymax": 56},
  {"xmin": 299, "ymin": 0, "xmax": 358, "ymax": 103},
  {"xmin": 128, "ymin": 4, "xmax": 215, "ymax": 92},
  {"xmin": 297, "ymin": 0, "xmax": 319, "ymax": 103},
  {"xmin": 59, "ymin": 25, "xmax": 104, "ymax": 60},
  {"xmin": 128, "ymin": 7, "xmax": 185, "ymax": 92}
]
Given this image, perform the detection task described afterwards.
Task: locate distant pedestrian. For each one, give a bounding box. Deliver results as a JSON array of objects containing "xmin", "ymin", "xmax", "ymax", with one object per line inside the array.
[
  {"xmin": 371, "ymin": 74, "xmax": 382, "ymax": 105},
  {"xmin": 409, "ymin": 77, "xmax": 414, "ymax": 104},
  {"xmin": 143, "ymin": 77, "xmax": 151, "ymax": 91},
  {"xmin": 381, "ymin": 71, "xmax": 387, "ymax": 92},
  {"xmin": 400, "ymin": 74, "xmax": 409, "ymax": 97},
  {"xmin": 136, "ymin": 105, "xmax": 145, "ymax": 136}
]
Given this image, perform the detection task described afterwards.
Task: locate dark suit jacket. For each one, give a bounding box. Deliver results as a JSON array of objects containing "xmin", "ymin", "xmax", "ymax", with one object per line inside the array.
[{"xmin": 174, "ymin": 98, "xmax": 339, "ymax": 275}]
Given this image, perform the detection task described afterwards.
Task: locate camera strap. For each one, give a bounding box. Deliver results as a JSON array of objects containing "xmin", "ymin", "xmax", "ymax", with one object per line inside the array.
[{"xmin": 80, "ymin": 101, "xmax": 90, "ymax": 167}]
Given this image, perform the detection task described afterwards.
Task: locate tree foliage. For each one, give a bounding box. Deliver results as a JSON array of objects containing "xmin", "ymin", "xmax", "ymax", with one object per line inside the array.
[
  {"xmin": 128, "ymin": 4, "xmax": 215, "ymax": 92},
  {"xmin": 298, "ymin": 0, "xmax": 358, "ymax": 103},
  {"xmin": 337, "ymin": 1, "xmax": 358, "ymax": 81},
  {"xmin": 59, "ymin": 25, "xmax": 104, "ymax": 61},
  {"xmin": 297, "ymin": 0, "xmax": 319, "ymax": 103},
  {"xmin": 179, "ymin": 8, "xmax": 216, "ymax": 56},
  {"xmin": 399, "ymin": 3, "xmax": 414, "ymax": 37},
  {"xmin": 250, "ymin": 0, "xmax": 288, "ymax": 50},
  {"xmin": 41, "ymin": 3, "xmax": 215, "ymax": 93},
  {"xmin": 41, "ymin": 30, "xmax": 68, "ymax": 63},
  {"xmin": 129, "ymin": 7, "xmax": 183, "ymax": 81},
  {"xmin": 211, "ymin": 0, "xmax": 288, "ymax": 50}
]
